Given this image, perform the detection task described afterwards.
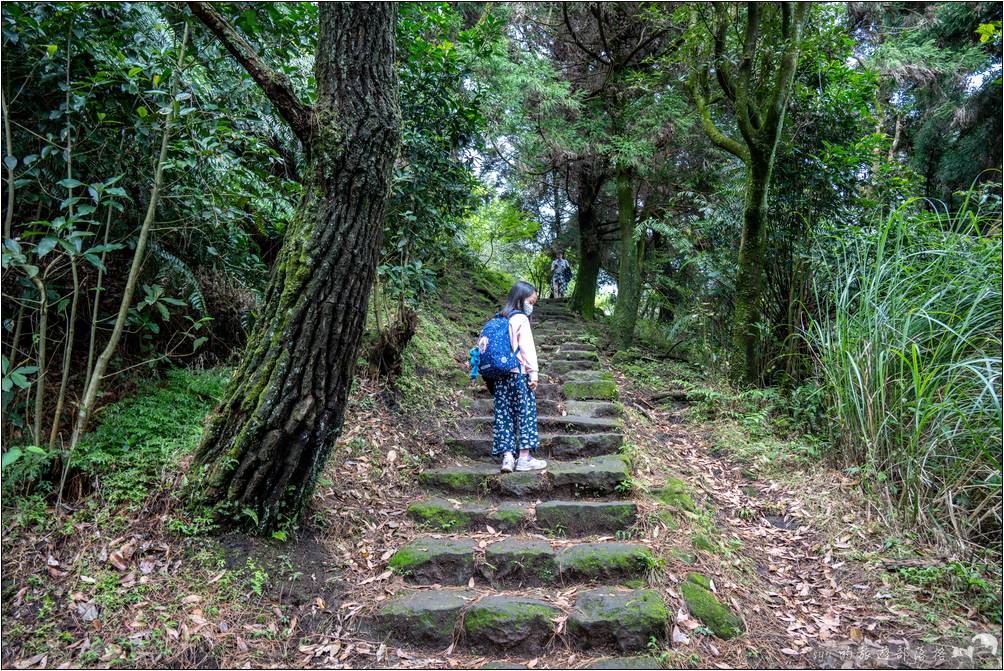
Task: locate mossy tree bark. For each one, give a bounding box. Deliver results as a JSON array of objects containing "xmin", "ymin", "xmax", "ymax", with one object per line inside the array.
[
  {"xmin": 569, "ymin": 165, "xmax": 604, "ymax": 319},
  {"xmin": 188, "ymin": 3, "xmax": 401, "ymax": 531},
  {"xmin": 611, "ymin": 167, "xmax": 644, "ymax": 349},
  {"xmin": 685, "ymin": 2, "xmax": 808, "ymax": 385}
]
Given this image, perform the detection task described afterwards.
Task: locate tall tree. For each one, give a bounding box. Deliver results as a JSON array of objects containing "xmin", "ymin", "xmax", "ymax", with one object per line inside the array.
[
  {"xmin": 186, "ymin": 2, "xmax": 401, "ymax": 531},
  {"xmin": 685, "ymin": 1, "xmax": 809, "ymax": 384}
]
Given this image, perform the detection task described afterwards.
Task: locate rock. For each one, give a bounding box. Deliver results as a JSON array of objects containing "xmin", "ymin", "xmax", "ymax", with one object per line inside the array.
[
  {"xmin": 568, "ymin": 588, "xmax": 669, "ymax": 652},
  {"xmin": 583, "ymin": 657, "xmax": 663, "ymax": 669},
  {"xmin": 483, "ymin": 538, "xmax": 557, "ymax": 586},
  {"xmin": 557, "ymin": 542, "xmax": 656, "ymax": 581},
  {"xmin": 535, "ymin": 501, "xmax": 637, "ymax": 536},
  {"xmin": 686, "ymin": 571, "xmax": 712, "ymax": 590},
  {"xmin": 669, "ymin": 547, "xmax": 696, "ymax": 565},
  {"xmin": 650, "ymin": 476, "xmax": 696, "ymax": 512},
  {"xmin": 547, "ymin": 359, "xmax": 602, "ymax": 374},
  {"xmin": 553, "ymin": 349, "xmax": 600, "ymax": 361},
  {"xmin": 497, "ymin": 469, "xmax": 548, "ymax": 497},
  {"xmin": 378, "ymin": 589, "xmax": 475, "ymax": 646},
  {"xmin": 463, "ymin": 595, "xmax": 559, "ymax": 652},
  {"xmin": 487, "ymin": 504, "xmax": 530, "ymax": 531},
  {"xmin": 418, "ymin": 464, "xmax": 495, "ymax": 494},
  {"xmin": 564, "ymin": 379, "xmax": 619, "ymax": 401},
  {"xmin": 564, "ymin": 400, "xmax": 624, "ymax": 418},
  {"xmin": 447, "ymin": 432, "xmax": 623, "ymax": 460},
  {"xmin": 550, "ymin": 455, "xmax": 630, "ymax": 496},
  {"xmin": 680, "ymin": 575, "xmax": 744, "ymax": 639},
  {"xmin": 388, "ymin": 537, "xmax": 476, "ymax": 585},
  {"xmin": 564, "ymin": 369, "xmax": 615, "ymax": 383},
  {"xmin": 406, "ymin": 498, "xmax": 487, "ymax": 531}
]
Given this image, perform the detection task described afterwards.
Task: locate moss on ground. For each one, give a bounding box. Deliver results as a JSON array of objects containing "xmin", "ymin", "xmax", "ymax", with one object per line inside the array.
[{"xmin": 681, "ymin": 577, "xmax": 744, "ymax": 639}]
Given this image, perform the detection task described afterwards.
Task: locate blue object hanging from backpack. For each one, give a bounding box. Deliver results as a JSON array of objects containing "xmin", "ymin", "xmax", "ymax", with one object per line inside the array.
[{"xmin": 477, "ymin": 310, "xmax": 523, "ymax": 381}]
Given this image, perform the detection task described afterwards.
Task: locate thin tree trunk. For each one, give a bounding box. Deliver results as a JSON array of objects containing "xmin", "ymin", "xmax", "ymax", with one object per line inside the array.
[
  {"xmin": 48, "ymin": 256, "xmax": 79, "ymax": 452},
  {"xmin": 191, "ymin": 4, "xmax": 401, "ymax": 532},
  {"xmin": 83, "ymin": 202, "xmax": 114, "ymax": 393},
  {"xmin": 612, "ymin": 167, "xmax": 642, "ymax": 348},
  {"xmin": 570, "ymin": 167, "xmax": 603, "ymax": 319},
  {"xmin": 65, "ymin": 24, "xmax": 189, "ymax": 462},
  {"xmin": 2, "ymin": 90, "xmax": 13, "ymax": 239},
  {"xmin": 29, "ymin": 276, "xmax": 47, "ymax": 446},
  {"xmin": 732, "ymin": 155, "xmax": 771, "ymax": 385}
]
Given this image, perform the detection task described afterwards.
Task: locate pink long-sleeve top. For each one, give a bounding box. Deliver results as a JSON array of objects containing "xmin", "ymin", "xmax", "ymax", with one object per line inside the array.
[{"xmin": 508, "ymin": 312, "xmax": 539, "ymax": 382}]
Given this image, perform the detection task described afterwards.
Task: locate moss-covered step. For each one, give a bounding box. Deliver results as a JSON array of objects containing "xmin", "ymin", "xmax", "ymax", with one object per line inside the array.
[
  {"xmin": 539, "ymin": 343, "xmax": 598, "ymax": 354},
  {"xmin": 549, "ymin": 454, "xmax": 631, "ymax": 496},
  {"xmin": 461, "ymin": 415, "xmax": 622, "ymax": 435},
  {"xmin": 488, "ymin": 503, "xmax": 531, "ymax": 531},
  {"xmin": 563, "ymin": 378, "xmax": 619, "ymax": 401},
  {"xmin": 388, "ymin": 537, "xmax": 476, "ymax": 585},
  {"xmin": 463, "ymin": 595, "xmax": 560, "ymax": 653},
  {"xmin": 680, "ymin": 572, "xmax": 744, "ymax": 639},
  {"xmin": 552, "ymin": 349, "xmax": 600, "ymax": 361},
  {"xmin": 446, "ymin": 432, "xmax": 624, "ymax": 460},
  {"xmin": 407, "ymin": 498, "xmax": 488, "ymax": 531},
  {"xmin": 564, "ymin": 369, "xmax": 615, "ymax": 382},
  {"xmin": 568, "ymin": 588, "xmax": 670, "ymax": 652},
  {"xmin": 481, "ymin": 538, "xmax": 558, "ymax": 586},
  {"xmin": 564, "ymin": 400, "xmax": 623, "ymax": 418},
  {"xmin": 377, "ymin": 589, "xmax": 475, "ymax": 647},
  {"xmin": 546, "ymin": 359, "xmax": 604, "ymax": 375},
  {"xmin": 583, "ymin": 657, "xmax": 664, "ymax": 669},
  {"xmin": 535, "ymin": 500, "xmax": 637, "ymax": 536},
  {"xmin": 419, "ymin": 456, "xmax": 629, "ymax": 498},
  {"xmin": 471, "ymin": 397, "xmax": 562, "ymax": 416},
  {"xmin": 556, "ymin": 542, "xmax": 657, "ymax": 581},
  {"xmin": 472, "ymin": 382, "xmax": 563, "ymax": 400}
]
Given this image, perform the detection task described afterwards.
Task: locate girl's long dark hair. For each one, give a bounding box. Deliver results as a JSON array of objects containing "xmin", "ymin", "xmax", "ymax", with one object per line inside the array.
[{"xmin": 500, "ymin": 280, "xmax": 536, "ymax": 317}]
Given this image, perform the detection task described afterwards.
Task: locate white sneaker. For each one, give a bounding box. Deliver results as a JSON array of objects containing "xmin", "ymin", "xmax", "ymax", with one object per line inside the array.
[
  {"xmin": 515, "ymin": 455, "xmax": 547, "ymax": 471},
  {"xmin": 501, "ymin": 453, "xmax": 515, "ymax": 473}
]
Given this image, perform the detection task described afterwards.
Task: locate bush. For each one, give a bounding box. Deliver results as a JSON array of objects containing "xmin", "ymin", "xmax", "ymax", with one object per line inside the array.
[{"xmin": 805, "ymin": 191, "xmax": 1002, "ymax": 547}]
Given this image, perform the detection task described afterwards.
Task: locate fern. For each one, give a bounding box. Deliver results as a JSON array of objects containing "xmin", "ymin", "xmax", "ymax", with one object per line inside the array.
[{"xmin": 150, "ymin": 240, "xmax": 209, "ymax": 318}]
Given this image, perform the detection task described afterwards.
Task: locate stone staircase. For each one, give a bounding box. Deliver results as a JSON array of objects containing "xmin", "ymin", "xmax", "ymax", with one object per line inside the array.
[{"xmin": 372, "ymin": 298, "xmax": 668, "ymax": 667}]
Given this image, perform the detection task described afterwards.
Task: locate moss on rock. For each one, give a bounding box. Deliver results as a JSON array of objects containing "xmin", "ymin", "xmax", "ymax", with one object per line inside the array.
[
  {"xmin": 406, "ymin": 498, "xmax": 487, "ymax": 531},
  {"xmin": 464, "ymin": 596, "xmax": 559, "ymax": 652},
  {"xmin": 558, "ymin": 543, "xmax": 656, "ymax": 580},
  {"xmin": 563, "ymin": 379, "xmax": 619, "ymax": 401},
  {"xmin": 388, "ymin": 537, "xmax": 476, "ymax": 585},
  {"xmin": 650, "ymin": 476, "xmax": 696, "ymax": 512},
  {"xmin": 680, "ymin": 580, "xmax": 744, "ymax": 639},
  {"xmin": 569, "ymin": 588, "xmax": 670, "ymax": 652}
]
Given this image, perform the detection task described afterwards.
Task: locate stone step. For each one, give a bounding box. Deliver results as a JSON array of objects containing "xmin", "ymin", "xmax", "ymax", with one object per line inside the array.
[
  {"xmin": 544, "ymin": 359, "xmax": 603, "ymax": 375},
  {"xmin": 539, "ymin": 342, "xmax": 597, "ymax": 353},
  {"xmin": 470, "ymin": 397, "xmax": 562, "ymax": 416},
  {"xmin": 418, "ymin": 454, "xmax": 630, "ymax": 497},
  {"xmin": 564, "ymin": 378, "xmax": 619, "ymax": 401},
  {"xmin": 406, "ymin": 498, "xmax": 637, "ymax": 536},
  {"xmin": 469, "ymin": 398, "xmax": 622, "ymax": 419},
  {"xmin": 405, "ymin": 498, "xmax": 530, "ymax": 532},
  {"xmin": 375, "ymin": 587, "xmax": 669, "ymax": 654},
  {"xmin": 445, "ymin": 432, "xmax": 623, "ymax": 460},
  {"xmin": 471, "ymin": 382, "xmax": 563, "ymax": 400},
  {"xmin": 543, "ymin": 349, "xmax": 599, "ymax": 361},
  {"xmin": 461, "ymin": 415, "xmax": 621, "ymax": 435},
  {"xmin": 389, "ymin": 537, "xmax": 657, "ymax": 587},
  {"xmin": 535, "ymin": 500, "xmax": 637, "ymax": 536},
  {"xmin": 565, "ymin": 400, "xmax": 623, "ymax": 418}
]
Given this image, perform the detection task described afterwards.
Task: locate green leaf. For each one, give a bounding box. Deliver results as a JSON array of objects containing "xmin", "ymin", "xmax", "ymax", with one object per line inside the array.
[
  {"xmin": 3, "ymin": 155, "xmax": 16, "ymax": 171},
  {"xmin": 46, "ymin": 44, "xmax": 57, "ymax": 58},
  {"xmin": 35, "ymin": 237, "xmax": 59, "ymax": 258},
  {"xmin": 58, "ymin": 178, "xmax": 84, "ymax": 189},
  {"xmin": 136, "ymin": 106, "xmax": 148, "ymax": 118},
  {"xmin": 2, "ymin": 448, "xmax": 23, "ymax": 469}
]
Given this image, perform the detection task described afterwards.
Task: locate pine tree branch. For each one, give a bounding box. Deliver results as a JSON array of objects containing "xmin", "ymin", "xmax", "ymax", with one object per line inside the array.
[{"xmin": 188, "ymin": 1, "xmax": 313, "ymax": 145}]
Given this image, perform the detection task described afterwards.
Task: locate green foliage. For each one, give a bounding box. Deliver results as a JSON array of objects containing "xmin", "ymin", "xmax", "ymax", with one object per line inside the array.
[
  {"xmin": 66, "ymin": 368, "xmax": 228, "ymax": 505},
  {"xmin": 805, "ymin": 189, "xmax": 1002, "ymax": 546}
]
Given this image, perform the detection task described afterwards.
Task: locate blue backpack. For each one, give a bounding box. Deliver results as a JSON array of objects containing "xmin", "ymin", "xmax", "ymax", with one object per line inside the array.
[{"xmin": 476, "ymin": 310, "xmax": 524, "ymax": 381}]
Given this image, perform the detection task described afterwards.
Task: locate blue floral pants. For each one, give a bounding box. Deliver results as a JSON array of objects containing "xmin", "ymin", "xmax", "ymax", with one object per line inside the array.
[{"xmin": 489, "ymin": 373, "xmax": 539, "ymax": 457}]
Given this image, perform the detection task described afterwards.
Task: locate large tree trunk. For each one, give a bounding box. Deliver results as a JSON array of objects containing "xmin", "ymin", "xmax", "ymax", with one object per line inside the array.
[
  {"xmin": 191, "ymin": 4, "xmax": 401, "ymax": 532},
  {"xmin": 569, "ymin": 166, "xmax": 603, "ymax": 319},
  {"xmin": 731, "ymin": 154, "xmax": 771, "ymax": 386},
  {"xmin": 612, "ymin": 167, "xmax": 642, "ymax": 348}
]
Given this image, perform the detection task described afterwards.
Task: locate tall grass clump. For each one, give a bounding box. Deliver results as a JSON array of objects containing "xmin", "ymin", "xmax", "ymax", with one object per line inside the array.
[{"xmin": 806, "ymin": 191, "xmax": 1002, "ymax": 549}]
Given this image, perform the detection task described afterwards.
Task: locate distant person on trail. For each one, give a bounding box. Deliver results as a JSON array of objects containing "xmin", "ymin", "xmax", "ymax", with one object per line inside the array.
[
  {"xmin": 550, "ymin": 250, "xmax": 572, "ymax": 298},
  {"xmin": 468, "ymin": 281, "xmax": 545, "ymax": 473}
]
